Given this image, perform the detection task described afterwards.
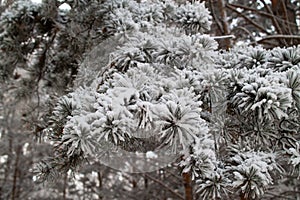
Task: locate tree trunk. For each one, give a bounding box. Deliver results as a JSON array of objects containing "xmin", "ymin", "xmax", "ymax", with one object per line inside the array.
[
  {"xmin": 11, "ymin": 146, "xmax": 21, "ymax": 200},
  {"xmin": 218, "ymin": 0, "xmax": 231, "ymax": 49},
  {"xmin": 97, "ymin": 171, "xmax": 103, "ymax": 200},
  {"xmin": 182, "ymin": 172, "xmax": 193, "ymax": 200},
  {"xmin": 144, "ymin": 177, "xmax": 148, "ymax": 189},
  {"xmin": 208, "ymin": 0, "xmax": 232, "ymax": 50},
  {"xmin": 62, "ymin": 173, "xmax": 68, "ymax": 200},
  {"xmin": 240, "ymin": 193, "xmax": 248, "ymax": 200}
]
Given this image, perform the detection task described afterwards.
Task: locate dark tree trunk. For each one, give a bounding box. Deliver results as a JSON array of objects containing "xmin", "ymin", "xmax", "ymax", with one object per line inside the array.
[
  {"xmin": 11, "ymin": 146, "xmax": 21, "ymax": 200},
  {"xmin": 182, "ymin": 172, "xmax": 193, "ymax": 200}
]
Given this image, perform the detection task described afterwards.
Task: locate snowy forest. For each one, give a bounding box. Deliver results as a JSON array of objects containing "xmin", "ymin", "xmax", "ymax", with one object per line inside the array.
[{"xmin": 0, "ymin": 0, "xmax": 300, "ymax": 199}]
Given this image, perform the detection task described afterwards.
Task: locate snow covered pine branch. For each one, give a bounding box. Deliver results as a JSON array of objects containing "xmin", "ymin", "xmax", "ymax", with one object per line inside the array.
[{"xmin": 29, "ymin": 0, "xmax": 300, "ymax": 199}]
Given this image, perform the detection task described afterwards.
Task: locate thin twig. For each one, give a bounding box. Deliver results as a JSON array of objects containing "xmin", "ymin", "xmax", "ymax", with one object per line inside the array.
[
  {"xmin": 228, "ymin": 3, "xmax": 298, "ymax": 27},
  {"xmin": 261, "ymin": 0, "xmax": 288, "ymax": 46},
  {"xmin": 265, "ymin": 191, "xmax": 296, "ymax": 200},
  {"xmin": 226, "ymin": 4, "xmax": 269, "ymax": 34},
  {"xmin": 262, "ymin": 0, "xmax": 281, "ymax": 34},
  {"xmin": 140, "ymin": 173, "xmax": 185, "ymax": 200},
  {"xmin": 164, "ymin": 169, "xmax": 182, "ymax": 180},
  {"xmin": 254, "ymin": 34, "xmax": 300, "ymax": 44},
  {"xmin": 233, "ymin": 26, "xmax": 256, "ymax": 44},
  {"xmin": 212, "ymin": 35, "xmax": 235, "ymax": 40},
  {"xmin": 281, "ymin": 1, "xmax": 292, "ymax": 35}
]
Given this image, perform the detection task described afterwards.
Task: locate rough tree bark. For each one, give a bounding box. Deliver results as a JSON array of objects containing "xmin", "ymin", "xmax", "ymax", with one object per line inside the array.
[
  {"xmin": 182, "ymin": 172, "xmax": 193, "ymax": 200},
  {"xmin": 209, "ymin": 0, "xmax": 232, "ymax": 50}
]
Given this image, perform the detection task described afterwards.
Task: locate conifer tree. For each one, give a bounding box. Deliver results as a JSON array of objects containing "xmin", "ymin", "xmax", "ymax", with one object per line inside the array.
[{"xmin": 1, "ymin": 0, "xmax": 300, "ymax": 199}]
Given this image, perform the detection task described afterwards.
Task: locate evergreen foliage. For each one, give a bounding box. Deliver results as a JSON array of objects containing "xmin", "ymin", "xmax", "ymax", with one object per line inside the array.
[{"xmin": 0, "ymin": 0, "xmax": 300, "ymax": 199}]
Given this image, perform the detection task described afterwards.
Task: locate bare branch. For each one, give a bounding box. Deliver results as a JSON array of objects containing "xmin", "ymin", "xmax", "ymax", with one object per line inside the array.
[
  {"xmin": 261, "ymin": 0, "xmax": 288, "ymax": 46},
  {"xmin": 265, "ymin": 191, "xmax": 296, "ymax": 200},
  {"xmin": 226, "ymin": 4, "xmax": 269, "ymax": 35},
  {"xmin": 281, "ymin": 1, "xmax": 294, "ymax": 36},
  {"xmin": 232, "ymin": 26, "xmax": 257, "ymax": 44},
  {"xmin": 228, "ymin": 3, "xmax": 298, "ymax": 27},
  {"xmin": 212, "ymin": 35, "xmax": 235, "ymax": 40},
  {"xmin": 218, "ymin": 0, "xmax": 231, "ymax": 49},
  {"xmin": 164, "ymin": 169, "xmax": 182, "ymax": 180},
  {"xmin": 254, "ymin": 34, "xmax": 300, "ymax": 44},
  {"xmin": 139, "ymin": 173, "xmax": 185, "ymax": 200}
]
